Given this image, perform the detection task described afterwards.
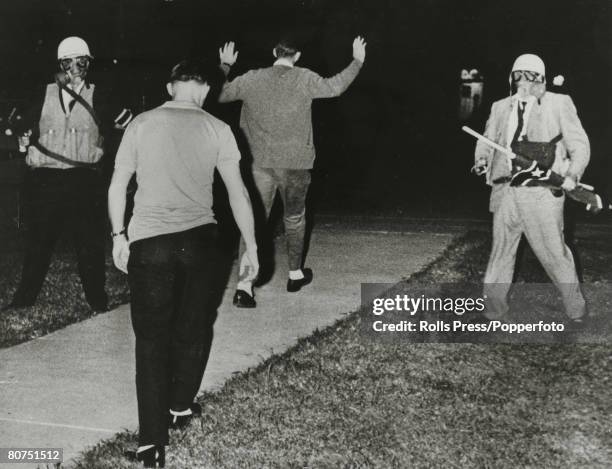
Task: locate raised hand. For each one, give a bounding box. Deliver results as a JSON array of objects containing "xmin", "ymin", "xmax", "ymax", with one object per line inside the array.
[
  {"xmin": 352, "ymin": 36, "xmax": 367, "ymax": 63},
  {"xmin": 219, "ymin": 41, "xmax": 239, "ymax": 66}
]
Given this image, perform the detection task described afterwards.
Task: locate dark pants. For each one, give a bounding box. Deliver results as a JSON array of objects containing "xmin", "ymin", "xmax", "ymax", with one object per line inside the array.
[
  {"xmin": 12, "ymin": 168, "xmax": 107, "ymax": 309},
  {"xmin": 127, "ymin": 224, "xmax": 219, "ymax": 446},
  {"xmin": 240, "ymin": 166, "xmax": 311, "ymax": 273}
]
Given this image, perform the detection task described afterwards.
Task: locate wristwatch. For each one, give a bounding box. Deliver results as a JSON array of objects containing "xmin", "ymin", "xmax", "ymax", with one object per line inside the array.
[{"xmin": 111, "ymin": 228, "xmax": 126, "ymax": 238}]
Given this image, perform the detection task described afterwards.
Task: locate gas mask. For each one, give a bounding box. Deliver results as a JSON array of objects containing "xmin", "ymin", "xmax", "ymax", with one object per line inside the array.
[
  {"xmin": 510, "ymin": 70, "xmax": 546, "ymax": 100},
  {"xmin": 57, "ymin": 55, "xmax": 90, "ymax": 85}
]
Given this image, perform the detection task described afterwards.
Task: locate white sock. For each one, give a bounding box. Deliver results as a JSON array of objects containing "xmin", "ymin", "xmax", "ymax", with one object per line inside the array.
[
  {"xmin": 289, "ymin": 269, "xmax": 304, "ymax": 280},
  {"xmin": 169, "ymin": 408, "xmax": 193, "ymax": 416},
  {"xmin": 236, "ymin": 281, "xmax": 253, "ymax": 295},
  {"xmin": 137, "ymin": 444, "xmax": 155, "ymax": 453}
]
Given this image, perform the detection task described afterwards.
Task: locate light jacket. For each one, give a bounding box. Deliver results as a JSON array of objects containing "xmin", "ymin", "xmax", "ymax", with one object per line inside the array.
[{"xmin": 475, "ymin": 91, "xmax": 590, "ymax": 211}]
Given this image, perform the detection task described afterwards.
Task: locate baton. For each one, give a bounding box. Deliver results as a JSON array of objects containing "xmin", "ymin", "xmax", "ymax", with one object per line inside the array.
[{"xmin": 462, "ymin": 126, "xmax": 519, "ymax": 159}]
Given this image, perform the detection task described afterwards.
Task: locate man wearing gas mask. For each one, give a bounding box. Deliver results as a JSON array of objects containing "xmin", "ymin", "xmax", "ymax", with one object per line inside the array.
[
  {"xmin": 4, "ymin": 37, "xmax": 132, "ymax": 312},
  {"xmin": 473, "ymin": 53, "xmax": 590, "ymax": 326}
]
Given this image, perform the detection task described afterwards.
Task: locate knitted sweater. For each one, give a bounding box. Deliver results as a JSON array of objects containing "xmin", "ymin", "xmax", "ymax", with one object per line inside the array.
[{"xmin": 219, "ymin": 59, "xmax": 362, "ymax": 169}]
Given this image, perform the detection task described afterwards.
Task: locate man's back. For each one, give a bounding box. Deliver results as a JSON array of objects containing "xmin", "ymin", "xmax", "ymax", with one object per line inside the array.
[
  {"xmin": 115, "ymin": 101, "xmax": 240, "ymax": 242},
  {"xmin": 220, "ymin": 60, "xmax": 362, "ymax": 169},
  {"xmin": 216, "ymin": 37, "xmax": 366, "ymax": 307}
]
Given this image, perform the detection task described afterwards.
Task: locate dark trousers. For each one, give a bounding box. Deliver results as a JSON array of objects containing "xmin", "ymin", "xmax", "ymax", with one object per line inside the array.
[
  {"xmin": 127, "ymin": 224, "xmax": 219, "ymax": 446},
  {"xmin": 12, "ymin": 168, "xmax": 107, "ymax": 309}
]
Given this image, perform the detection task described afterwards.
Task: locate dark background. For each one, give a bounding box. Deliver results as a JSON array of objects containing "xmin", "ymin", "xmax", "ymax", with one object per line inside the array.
[{"xmin": 1, "ymin": 0, "xmax": 611, "ymax": 219}]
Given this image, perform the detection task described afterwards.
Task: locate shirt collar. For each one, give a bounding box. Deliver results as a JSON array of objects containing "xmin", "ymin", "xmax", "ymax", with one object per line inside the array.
[
  {"xmin": 273, "ymin": 58, "xmax": 295, "ymax": 68},
  {"xmin": 65, "ymin": 81, "xmax": 86, "ymax": 94},
  {"xmin": 162, "ymin": 100, "xmax": 203, "ymax": 110}
]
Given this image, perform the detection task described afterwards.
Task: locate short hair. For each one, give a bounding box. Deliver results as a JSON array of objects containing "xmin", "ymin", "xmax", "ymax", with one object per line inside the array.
[
  {"xmin": 170, "ymin": 59, "xmax": 217, "ymax": 84},
  {"xmin": 274, "ymin": 38, "xmax": 300, "ymax": 58}
]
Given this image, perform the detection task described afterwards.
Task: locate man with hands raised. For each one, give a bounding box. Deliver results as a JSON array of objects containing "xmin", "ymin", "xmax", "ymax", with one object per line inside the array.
[{"xmin": 218, "ymin": 36, "xmax": 366, "ymax": 308}]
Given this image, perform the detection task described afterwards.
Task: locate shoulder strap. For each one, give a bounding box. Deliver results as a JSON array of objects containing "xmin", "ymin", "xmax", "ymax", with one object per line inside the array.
[
  {"xmin": 549, "ymin": 133, "xmax": 563, "ymax": 144},
  {"xmin": 32, "ymin": 141, "xmax": 100, "ymax": 168},
  {"xmin": 55, "ymin": 79, "xmax": 102, "ymax": 128},
  {"xmin": 32, "ymin": 81, "xmax": 102, "ymax": 168}
]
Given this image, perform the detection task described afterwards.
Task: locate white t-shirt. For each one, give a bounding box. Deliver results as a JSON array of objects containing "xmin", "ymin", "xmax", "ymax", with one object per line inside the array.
[{"xmin": 115, "ymin": 100, "xmax": 241, "ymax": 243}]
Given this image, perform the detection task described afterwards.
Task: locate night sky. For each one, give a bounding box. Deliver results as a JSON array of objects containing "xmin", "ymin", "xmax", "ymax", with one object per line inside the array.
[{"xmin": 1, "ymin": 0, "xmax": 610, "ymax": 217}]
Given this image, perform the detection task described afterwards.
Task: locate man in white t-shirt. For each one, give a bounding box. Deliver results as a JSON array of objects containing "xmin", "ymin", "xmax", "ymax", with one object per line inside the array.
[{"xmin": 108, "ymin": 59, "xmax": 258, "ymax": 468}]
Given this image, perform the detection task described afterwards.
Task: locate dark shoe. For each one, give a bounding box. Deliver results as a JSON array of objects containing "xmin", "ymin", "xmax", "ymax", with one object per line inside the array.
[
  {"xmin": 233, "ymin": 289, "xmax": 256, "ymax": 308},
  {"xmin": 87, "ymin": 293, "xmax": 109, "ymax": 313},
  {"xmin": 566, "ymin": 315, "xmax": 590, "ymax": 332},
  {"xmin": 565, "ymin": 306, "xmax": 591, "ymax": 332},
  {"xmin": 168, "ymin": 402, "xmax": 202, "ymax": 430},
  {"xmin": 90, "ymin": 303, "xmax": 109, "ymax": 313},
  {"xmin": 287, "ymin": 268, "xmax": 313, "ymax": 293},
  {"xmin": 125, "ymin": 445, "xmax": 165, "ymax": 468}
]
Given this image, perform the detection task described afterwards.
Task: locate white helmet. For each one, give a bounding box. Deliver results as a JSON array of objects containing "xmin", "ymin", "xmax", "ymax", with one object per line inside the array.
[
  {"xmin": 57, "ymin": 37, "xmax": 92, "ymax": 60},
  {"xmin": 511, "ymin": 53, "xmax": 545, "ymax": 77}
]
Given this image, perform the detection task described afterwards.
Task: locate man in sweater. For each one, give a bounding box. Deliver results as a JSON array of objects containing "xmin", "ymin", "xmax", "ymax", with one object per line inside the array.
[{"xmin": 218, "ymin": 35, "xmax": 366, "ymax": 308}]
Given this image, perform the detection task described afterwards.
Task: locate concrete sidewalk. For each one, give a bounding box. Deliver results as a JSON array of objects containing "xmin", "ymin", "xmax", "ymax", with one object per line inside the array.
[{"xmin": 0, "ymin": 224, "xmax": 457, "ymax": 467}]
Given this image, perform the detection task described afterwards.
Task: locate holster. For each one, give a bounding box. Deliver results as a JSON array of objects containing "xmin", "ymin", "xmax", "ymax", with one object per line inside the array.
[
  {"xmin": 492, "ymin": 134, "xmax": 565, "ymax": 192},
  {"xmin": 510, "ymin": 133, "xmax": 562, "ymax": 171}
]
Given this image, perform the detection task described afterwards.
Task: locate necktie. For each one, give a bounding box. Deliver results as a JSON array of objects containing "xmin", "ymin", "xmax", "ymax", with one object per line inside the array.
[
  {"xmin": 66, "ymin": 88, "xmax": 77, "ymax": 112},
  {"xmin": 67, "ymin": 95, "xmax": 77, "ymax": 111},
  {"xmin": 512, "ymin": 101, "xmax": 526, "ymax": 144},
  {"xmin": 62, "ymin": 87, "xmax": 78, "ymax": 114}
]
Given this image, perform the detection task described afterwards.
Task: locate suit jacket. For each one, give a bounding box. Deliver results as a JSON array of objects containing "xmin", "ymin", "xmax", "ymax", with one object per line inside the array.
[{"xmin": 475, "ymin": 91, "xmax": 590, "ymax": 211}]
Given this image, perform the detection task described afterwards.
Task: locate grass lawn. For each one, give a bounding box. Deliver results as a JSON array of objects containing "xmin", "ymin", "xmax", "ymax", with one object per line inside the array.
[
  {"xmin": 72, "ymin": 230, "xmax": 612, "ymax": 468},
  {"xmin": 0, "ymin": 235, "xmax": 130, "ymax": 348}
]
